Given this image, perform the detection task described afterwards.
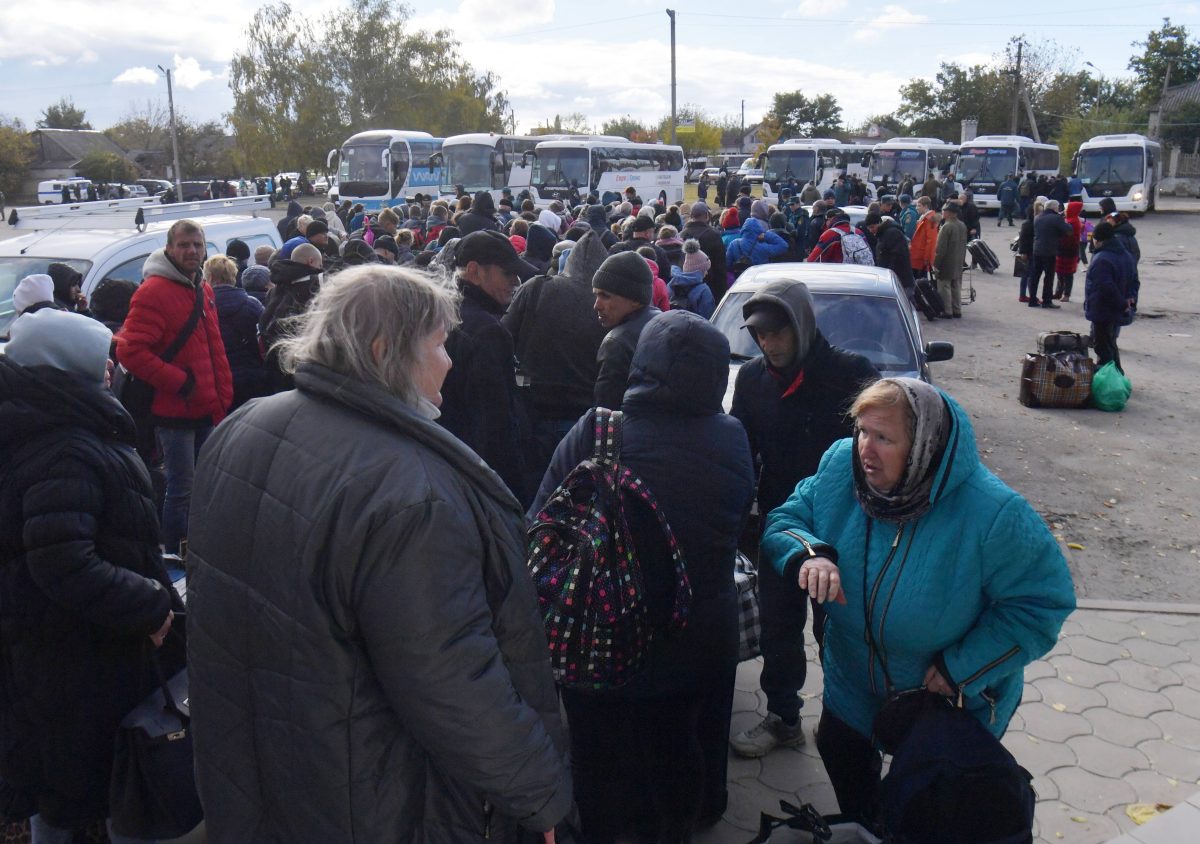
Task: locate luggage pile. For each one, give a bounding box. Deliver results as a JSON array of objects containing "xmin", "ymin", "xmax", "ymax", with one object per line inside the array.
[{"xmin": 1018, "ymin": 330, "xmax": 1095, "ymax": 409}]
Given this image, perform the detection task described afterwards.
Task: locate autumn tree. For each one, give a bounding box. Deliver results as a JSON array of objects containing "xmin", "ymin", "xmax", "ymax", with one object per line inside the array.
[
  {"xmin": 601, "ymin": 115, "xmax": 654, "ymax": 142},
  {"xmin": 0, "ymin": 116, "xmax": 35, "ymax": 198},
  {"xmin": 75, "ymin": 151, "xmax": 139, "ymax": 184},
  {"xmin": 766, "ymin": 92, "xmax": 843, "ymax": 140},
  {"xmin": 37, "ymin": 97, "xmax": 92, "ymax": 130},
  {"xmin": 105, "ymin": 101, "xmax": 172, "ymax": 153}
]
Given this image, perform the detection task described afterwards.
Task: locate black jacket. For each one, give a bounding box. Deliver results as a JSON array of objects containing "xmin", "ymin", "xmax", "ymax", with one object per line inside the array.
[
  {"xmin": 1033, "ymin": 210, "xmax": 1072, "ymax": 258},
  {"xmin": 875, "ymin": 218, "xmax": 915, "ymax": 289},
  {"xmin": 960, "ymin": 199, "xmax": 980, "ymax": 234},
  {"xmin": 458, "ymin": 193, "xmax": 501, "ymax": 235},
  {"xmin": 502, "ymin": 231, "xmax": 609, "ymax": 420},
  {"xmin": 0, "ymin": 359, "xmax": 176, "ymax": 828},
  {"xmin": 585, "ymin": 205, "xmax": 618, "ymax": 248},
  {"xmin": 213, "ymin": 284, "xmax": 267, "ymax": 408},
  {"xmin": 259, "ymin": 259, "xmax": 321, "ymax": 393},
  {"xmin": 440, "ymin": 283, "xmax": 530, "ymax": 503},
  {"xmin": 187, "ymin": 364, "xmax": 571, "ymax": 843},
  {"xmin": 681, "ymin": 219, "xmax": 729, "ymax": 301},
  {"xmin": 594, "ymin": 305, "xmax": 661, "ymax": 411}
]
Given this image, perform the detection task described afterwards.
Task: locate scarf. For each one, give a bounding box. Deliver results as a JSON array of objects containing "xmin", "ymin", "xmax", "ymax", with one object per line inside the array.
[{"xmin": 852, "ymin": 378, "xmax": 951, "ymax": 523}]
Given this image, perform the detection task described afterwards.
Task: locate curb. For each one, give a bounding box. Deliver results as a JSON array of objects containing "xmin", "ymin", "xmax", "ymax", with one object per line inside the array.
[{"xmin": 1076, "ymin": 597, "xmax": 1200, "ymax": 616}]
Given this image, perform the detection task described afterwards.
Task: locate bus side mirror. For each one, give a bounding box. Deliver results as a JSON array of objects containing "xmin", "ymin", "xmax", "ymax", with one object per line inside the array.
[
  {"xmin": 326, "ymin": 149, "xmax": 338, "ymax": 170},
  {"xmin": 521, "ymin": 151, "xmax": 534, "ymax": 168},
  {"xmin": 429, "ymin": 152, "xmax": 443, "ymax": 168},
  {"xmin": 381, "ymin": 149, "xmax": 390, "ymax": 170}
]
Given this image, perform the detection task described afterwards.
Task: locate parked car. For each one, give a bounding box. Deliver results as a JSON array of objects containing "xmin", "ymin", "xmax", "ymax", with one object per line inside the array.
[
  {"xmin": 121, "ymin": 184, "xmax": 149, "ymax": 198},
  {"xmin": 177, "ymin": 181, "xmax": 212, "ymax": 201},
  {"xmin": 36, "ymin": 178, "xmax": 92, "ymax": 204},
  {"xmin": 137, "ymin": 179, "xmax": 174, "ymax": 196},
  {"xmin": 710, "ymin": 263, "xmax": 954, "ymax": 409},
  {"xmin": 0, "ymin": 213, "xmax": 281, "ymax": 335}
]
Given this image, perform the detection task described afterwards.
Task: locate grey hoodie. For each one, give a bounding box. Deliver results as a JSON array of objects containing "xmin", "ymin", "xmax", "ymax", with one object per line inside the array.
[
  {"xmin": 740, "ymin": 278, "xmax": 818, "ymax": 369},
  {"xmin": 501, "ymin": 230, "xmax": 610, "ymax": 418}
]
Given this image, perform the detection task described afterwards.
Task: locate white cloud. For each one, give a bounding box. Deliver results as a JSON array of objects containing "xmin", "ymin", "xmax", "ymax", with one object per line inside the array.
[
  {"xmin": 78, "ymin": 48, "xmax": 99, "ymax": 64},
  {"xmin": 114, "ymin": 66, "xmax": 159, "ymax": 85},
  {"xmin": 413, "ymin": 0, "xmax": 555, "ymax": 39},
  {"xmin": 853, "ymin": 5, "xmax": 928, "ymax": 42},
  {"xmin": 171, "ymin": 55, "xmax": 217, "ymax": 89},
  {"xmin": 790, "ymin": 0, "xmax": 847, "ymax": 16}
]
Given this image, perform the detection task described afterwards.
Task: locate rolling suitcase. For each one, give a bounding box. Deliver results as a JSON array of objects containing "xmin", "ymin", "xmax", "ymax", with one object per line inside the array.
[
  {"xmin": 968, "ymin": 238, "xmax": 999, "ymax": 274},
  {"xmin": 912, "ymin": 278, "xmax": 946, "ymax": 319}
]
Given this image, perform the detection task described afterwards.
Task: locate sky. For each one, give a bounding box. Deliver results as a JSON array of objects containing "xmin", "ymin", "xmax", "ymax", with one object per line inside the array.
[{"xmin": 1, "ymin": 0, "xmax": 1198, "ymax": 141}]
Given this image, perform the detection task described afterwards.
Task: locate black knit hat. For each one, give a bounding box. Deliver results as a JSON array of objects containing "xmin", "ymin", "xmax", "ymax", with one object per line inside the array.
[
  {"xmin": 591, "ymin": 251, "xmax": 653, "ymax": 305},
  {"xmin": 305, "ymin": 219, "xmax": 329, "ymax": 238}
]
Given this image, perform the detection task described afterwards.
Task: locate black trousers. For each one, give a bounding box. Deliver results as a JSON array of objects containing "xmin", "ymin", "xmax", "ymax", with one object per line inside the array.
[
  {"xmin": 1030, "ymin": 255, "xmax": 1056, "ymax": 303},
  {"xmin": 758, "ymin": 559, "xmax": 824, "ymax": 721},
  {"xmin": 816, "ymin": 709, "xmax": 883, "ymax": 821},
  {"xmin": 1092, "ymin": 321, "xmax": 1122, "ymax": 373}
]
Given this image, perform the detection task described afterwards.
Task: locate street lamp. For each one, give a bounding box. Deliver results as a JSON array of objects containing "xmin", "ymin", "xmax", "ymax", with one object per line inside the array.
[{"xmin": 1085, "ymin": 61, "xmax": 1102, "ymax": 111}]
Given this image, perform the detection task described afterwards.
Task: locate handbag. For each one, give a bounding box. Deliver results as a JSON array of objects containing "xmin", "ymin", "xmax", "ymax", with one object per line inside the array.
[
  {"xmin": 734, "ymin": 552, "xmax": 761, "ymax": 662},
  {"xmin": 109, "ymin": 616, "xmax": 203, "ymax": 840},
  {"xmin": 1012, "ymin": 254, "xmax": 1028, "ymax": 277},
  {"xmin": 114, "ymin": 282, "xmax": 206, "ymax": 422}
]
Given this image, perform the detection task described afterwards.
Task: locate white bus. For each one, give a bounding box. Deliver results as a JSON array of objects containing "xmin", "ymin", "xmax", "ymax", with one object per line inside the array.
[
  {"xmin": 326, "ymin": 130, "xmax": 444, "ymax": 211},
  {"xmin": 1073, "ymin": 134, "xmax": 1161, "ymax": 214},
  {"xmin": 955, "ymin": 135, "xmax": 1060, "ymax": 209},
  {"xmin": 527, "ymin": 139, "xmax": 686, "ymax": 207},
  {"xmin": 866, "ymin": 138, "xmax": 959, "ymax": 194},
  {"xmin": 435, "ymin": 133, "xmax": 545, "ymax": 204},
  {"xmin": 760, "ymin": 139, "xmax": 875, "ymax": 201}
]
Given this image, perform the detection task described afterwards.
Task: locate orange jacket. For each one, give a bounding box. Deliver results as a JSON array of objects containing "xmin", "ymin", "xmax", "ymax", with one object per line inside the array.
[{"xmin": 910, "ymin": 210, "xmax": 939, "ymax": 271}]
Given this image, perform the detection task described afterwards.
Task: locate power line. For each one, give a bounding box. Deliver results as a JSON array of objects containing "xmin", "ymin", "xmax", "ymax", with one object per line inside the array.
[{"xmin": 1033, "ymin": 108, "xmax": 1200, "ymax": 126}]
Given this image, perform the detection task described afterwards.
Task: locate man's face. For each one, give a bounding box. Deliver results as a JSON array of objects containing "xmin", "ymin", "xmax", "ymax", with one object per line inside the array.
[
  {"xmin": 593, "ymin": 289, "xmax": 642, "ymax": 329},
  {"xmin": 375, "ymin": 248, "xmax": 396, "ymax": 265},
  {"xmin": 465, "ymin": 261, "xmax": 519, "ymax": 307},
  {"xmin": 752, "ymin": 325, "xmax": 797, "ymax": 370},
  {"xmin": 309, "ymin": 232, "xmax": 328, "ymax": 248},
  {"xmin": 166, "ymin": 229, "xmax": 206, "ymax": 275}
]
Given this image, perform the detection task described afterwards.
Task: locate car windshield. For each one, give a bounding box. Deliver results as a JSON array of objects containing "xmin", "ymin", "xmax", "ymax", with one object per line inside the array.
[
  {"xmin": 713, "ymin": 290, "xmax": 918, "ymax": 372},
  {"xmin": 443, "ymin": 143, "xmax": 496, "ymax": 193},
  {"xmin": 0, "ymin": 257, "xmax": 94, "ymax": 332}
]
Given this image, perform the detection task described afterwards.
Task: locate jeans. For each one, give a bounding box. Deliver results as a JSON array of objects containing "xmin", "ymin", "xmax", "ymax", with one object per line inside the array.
[
  {"xmin": 30, "ymin": 815, "xmax": 156, "ymax": 844},
  {"xmin": 758, "ymin": 556, "xmax": 823, "ymax": 721},
  {"xmin": 816, "ymin": 709, "xmax": 883, "ymax": 821},
  {"xmin": 999, "ymin": 203, "xmax": 1015, "ymax": 226},
  {"xmin": 158, "ymin": 425, "xmax": 211, "ymax": 553}
]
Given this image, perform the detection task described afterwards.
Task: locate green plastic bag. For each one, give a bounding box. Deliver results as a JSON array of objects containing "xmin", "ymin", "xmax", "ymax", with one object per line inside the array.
[{"xmin": 1091, "ymin": 362, "xmax": 1132, "ymax": 412}]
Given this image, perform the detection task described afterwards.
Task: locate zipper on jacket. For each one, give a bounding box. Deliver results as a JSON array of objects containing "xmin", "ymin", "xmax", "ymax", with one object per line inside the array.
[
  {"xmin": 483, "ymin": 800, "xmax": 493, "ymax": 839},
  {"xmin": 957, "ymin": 645, "xmax": 1021, "ymax": 691},
  {"xmin": 862, "ymin": 523, "xmax": 904, "ymax": 695},
  {"xmin": 980, "ymin": 689, "xmax": 998, "ymax": 726}
]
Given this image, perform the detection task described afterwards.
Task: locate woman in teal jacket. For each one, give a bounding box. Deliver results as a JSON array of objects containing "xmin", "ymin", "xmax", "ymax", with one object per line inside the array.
[{"xmin": 761, "ymin": 377, "xmax": 1075, "ymax": 819}]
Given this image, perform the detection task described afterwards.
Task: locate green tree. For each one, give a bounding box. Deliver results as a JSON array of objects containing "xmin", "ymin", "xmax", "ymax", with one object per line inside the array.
[
  {"xmin": 531, "ymin": 113, "xmax": 592, "ymax": 134},
  {"xmin": 898, "ymin": 64, "xmax": 1010, "ymax": 139},
  {"xmin": 1129, "ymin": 19, "xmax": 1200, "ymax": 101},
  {"xmin": 654, "ymin": 106, "xmax": 723, "ymax": 163},
  {"xmin": 1056, "ymin": 106, "xmax": 1148, "ymax": 167},
  {"xmin": 766, "ymin": 92, "xmax": 843, "ymax": 139},
  {"xmin": 1160, "ymin": 101, "xmax": 1200, "ymax": 151},
  {"xmin": 229, "ymin": 0, "xmax": 508, "ymax": 174},
  {"xmin": 601, "ymin": 115, "xmax": 653, "ymax": 142},
  {"xmin": 37, "ymin": 97, "xmax": 92, "ymax": 130},
  {"xmin": 75, "ymin": 151, "xmax": 139, "ymax": 184},
  {"xmin": 0, "ymin": 116, "xmax": 35, "ymax": 198}
]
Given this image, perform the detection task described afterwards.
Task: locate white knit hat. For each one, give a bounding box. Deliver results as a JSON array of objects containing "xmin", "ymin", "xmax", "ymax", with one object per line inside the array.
[
  {"xmin": 4, "ymin": 309, "xmax": 112, "ymax": 383},
  {"xmin": 12, "ymin": 274, "xmax": 55, "ymax": 314}
]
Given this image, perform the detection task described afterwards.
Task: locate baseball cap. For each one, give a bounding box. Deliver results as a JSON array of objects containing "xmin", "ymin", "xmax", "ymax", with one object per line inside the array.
[
  {"xmin": 741, "ymin": 303, "xmax": 791, "ymax": 333},
  {"xmin": 454, "ymin": 230, "xmax": 538, "ymax": 281}
]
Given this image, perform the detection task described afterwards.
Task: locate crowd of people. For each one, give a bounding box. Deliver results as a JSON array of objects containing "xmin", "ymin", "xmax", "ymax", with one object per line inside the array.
[{"xmin": 0, "ymin": 174, "xmax": 1084, "ymax": 843}]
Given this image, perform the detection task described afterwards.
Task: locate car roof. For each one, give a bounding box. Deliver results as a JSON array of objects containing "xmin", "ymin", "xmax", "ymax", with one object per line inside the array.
[
  {"xmin": 727, "ymin": 262, "xmax": 898, "ymax": 297},
  {"xmin": 0, "ymin": 215, "xmax": 278, "ymax": 260}
]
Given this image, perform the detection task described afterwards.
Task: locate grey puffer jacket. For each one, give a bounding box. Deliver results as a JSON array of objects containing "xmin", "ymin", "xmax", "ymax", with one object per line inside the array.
[{"xmin": 187, "ymin": 363, "xmax": 571, "ymax": 843}]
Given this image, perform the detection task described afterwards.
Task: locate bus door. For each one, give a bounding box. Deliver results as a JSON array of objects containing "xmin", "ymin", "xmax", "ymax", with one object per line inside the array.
[{"xmin": 388, "ymin": 141, "xmax": 411, "ymax": 200}]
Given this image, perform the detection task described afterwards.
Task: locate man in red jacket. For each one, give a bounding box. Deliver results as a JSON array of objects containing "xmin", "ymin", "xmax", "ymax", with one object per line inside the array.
[{"xmin": 117, "ymin": 220, "xmax": 232, "ymax": 554}]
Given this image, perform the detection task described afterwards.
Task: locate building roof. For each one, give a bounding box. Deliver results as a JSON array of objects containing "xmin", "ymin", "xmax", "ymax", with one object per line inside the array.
[
  {"xmin": 31, "ymin": 129, "xmax": 134, "ymax": 168},
  {"xmin": 1162, "ymin": 78, "xmax": 1200, "ymax": 114}
]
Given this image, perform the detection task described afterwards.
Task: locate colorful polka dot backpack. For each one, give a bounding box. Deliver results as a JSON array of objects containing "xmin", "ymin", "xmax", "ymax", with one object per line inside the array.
[{"xmin": 527, "ymin": 408, "xmax": 692, "ymax": 690}]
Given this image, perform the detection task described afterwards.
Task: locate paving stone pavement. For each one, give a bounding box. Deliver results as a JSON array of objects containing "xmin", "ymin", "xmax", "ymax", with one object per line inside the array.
[{"xmin": 695, "ymin": 606, "xmax": 1200, "ymax": 844}]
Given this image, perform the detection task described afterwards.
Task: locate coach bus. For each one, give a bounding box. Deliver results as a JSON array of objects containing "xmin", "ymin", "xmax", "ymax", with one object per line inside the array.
[
  {"xmin": 327, "ymin": 130, "xmax": 444, "ymax": 211},
  {"xmin": 760, "ymin": 139, "xmax": 875, "ymax": 202},
  {"xmin": 526, "ymin": 138, "xmax": 686, "ymax": 207},
  {"xmin": 866, "ymin": 138, "xmax": 958, "ymax": 194},
  {"xmin": 435, "ymin": 133, "xmax": 545, "ymax": 204},
  {"xmin": 955, "ymin": 135, "xmax": 1060, "ymax": 210},
  {"xmin": 1073, "ymin": 134, "xmax": 1161, "ymax": 214}
]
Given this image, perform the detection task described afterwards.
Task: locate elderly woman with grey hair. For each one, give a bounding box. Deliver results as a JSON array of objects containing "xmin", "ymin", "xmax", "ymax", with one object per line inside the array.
[{"xmin": 186, "ymin": 265, "xmax": 571, "ymax": 842}]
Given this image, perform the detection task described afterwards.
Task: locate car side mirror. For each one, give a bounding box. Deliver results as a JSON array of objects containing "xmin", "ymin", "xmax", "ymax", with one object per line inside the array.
[{"xmin": 925, "ymin": 341, "xmax": 954, "ymax": 363}]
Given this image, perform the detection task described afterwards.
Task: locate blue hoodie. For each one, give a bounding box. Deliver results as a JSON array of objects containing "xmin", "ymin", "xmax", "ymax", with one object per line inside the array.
[
  {"xmin": 667, "ymin": 265, "xmax": 716, "ymax": 319},
  {"xmin": 726, "ymin": 218, "xmax": 788, "ymax": 267},
  {"xmin": 762, "ymin": 391, "xmax": 1075, "ymax": 742}
]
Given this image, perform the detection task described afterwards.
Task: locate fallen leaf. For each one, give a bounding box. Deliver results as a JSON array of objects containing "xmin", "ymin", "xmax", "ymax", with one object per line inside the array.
[
  {"xmin": 1067, "ymin": 542, "xmax": 1085, "ymax": 550},
  {"xmin": 1052, "ymin": 703, "xmax": 1067, "ymax": 712},
  {"xmin": 1126, "ymin": 803, "xmax": 1173, "ymax": 825},
  {"xmin": 1071, "ymin": 816, "xmax": 1087, "ymax": 823},
  {"xmin": 1168, "ymin": 778, "xmax": 1179, "ymax": 786}
]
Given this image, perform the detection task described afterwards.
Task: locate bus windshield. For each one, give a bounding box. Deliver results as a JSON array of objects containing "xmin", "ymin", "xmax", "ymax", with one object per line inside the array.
[
  {"xmin": 763, "ymin": 150, "xmax": 817, "ymax": 185},
  {"xmin": 532, "ymin": 148, "xmax": 589, "ymax": 191},
  {"xmin": 338, "ymin": 143, "xmax": 389, "ymax": 198},
  {"xmin": 1077, "ymin": 147, "xmax": 1144, "ymax": 195},
  {"xmin": 956, "ymin": 147, "xmax": 1017, "ymax": 186},
  {"xmin": 869, "ymin": 149, "xmax": 925, "ymax": 183},
  {"xmin": 443, "ymin": 143, "xmax": 495, "ymax": 193}
]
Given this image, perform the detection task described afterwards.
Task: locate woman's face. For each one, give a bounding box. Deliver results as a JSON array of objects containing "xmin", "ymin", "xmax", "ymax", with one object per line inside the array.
[
  {"xmin": 856, "ymin": 406, "xmax": 912, "ymax": 492},
  {"xmin": 414, "ymin": 323, "xmax": 452, "ymax": 406}
]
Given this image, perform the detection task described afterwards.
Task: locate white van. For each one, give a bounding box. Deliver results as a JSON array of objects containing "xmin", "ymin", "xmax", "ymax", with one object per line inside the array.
[
  {"xmin": 37, "ymin": 179, "xmax": 93, "ymax": 204},
  {"xmin": 0, "ymin": 212, "xmax": 281, "ymax": 335}
]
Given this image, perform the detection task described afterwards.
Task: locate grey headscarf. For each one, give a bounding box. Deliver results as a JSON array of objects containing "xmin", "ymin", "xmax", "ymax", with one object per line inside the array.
[{"xmin": 852, "ymin": 377, "xmax": 952, "ymax": 523}]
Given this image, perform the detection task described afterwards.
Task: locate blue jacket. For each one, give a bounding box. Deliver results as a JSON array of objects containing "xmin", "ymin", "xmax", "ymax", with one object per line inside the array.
[
  {"xmin": 667, "ymin": 266, "xmax": 716, "ymax": 319},
  {"xmin": 997, "ymin": 180, "xmax": 1018, "ymax": 206},
  {"xmin": 761, "ymin": 392, "xmax": 1075, "ymax": 742},
  {"xmin": 898, "ymin": 205, "xmax": 920, "ymax": 240},
  {"xmin": 1084, "ymin": 241, "xmax": 1134, "ymax": 325},
  {"xmin": 726, "ymin": 218, "xmax": 788, "ymax": 267}
]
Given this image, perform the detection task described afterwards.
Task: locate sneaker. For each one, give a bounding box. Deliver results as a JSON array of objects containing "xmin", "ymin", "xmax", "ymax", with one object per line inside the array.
[
  {"xmin": 730, "ymin": 713, "xmax": 805, "ymax": 758},
  {"xmin": 1028, "ymin": 298, "xmax": 1041, "ymax": 307},
  {"xmin": 1019, "ymin": 296, "xmax": 1030, "ymax": 303}
]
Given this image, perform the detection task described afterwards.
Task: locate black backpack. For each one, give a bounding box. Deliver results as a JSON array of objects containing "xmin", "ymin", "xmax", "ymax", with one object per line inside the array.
[{"xmin": 880, "ymin": 704, "xmax": 1036, "ymax": 843}]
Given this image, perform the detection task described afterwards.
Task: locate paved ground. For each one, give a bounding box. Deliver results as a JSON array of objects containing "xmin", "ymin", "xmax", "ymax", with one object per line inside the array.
[{"xmin": 696, "ymin": 603, "xmax": 1200, "ymax": 844}]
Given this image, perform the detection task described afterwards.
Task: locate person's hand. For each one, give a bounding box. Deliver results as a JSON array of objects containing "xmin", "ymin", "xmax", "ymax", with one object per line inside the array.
[
  {"xmin": 542, "ymin": 830, "xmax": 556, "ymax": 844},
  {"xmin": 797, "ymin": 556, "xmax": 846, "ymax": 604},
  {"xmin": 75, "ymin": 292, "xmax": 88, "ymax": 309},
  {"xmin": 150, "ymin": 610, "xmax": 174, "ymax": 648},
  {"xmin": 924, "ymin": 663, "xmax": 955, "ymax": 697}
]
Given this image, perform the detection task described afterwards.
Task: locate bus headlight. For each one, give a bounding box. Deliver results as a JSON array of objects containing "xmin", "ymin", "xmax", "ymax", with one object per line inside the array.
[{"xmin": 1132, "ymin": 190, "xmax": 1144, "ymax": 202}]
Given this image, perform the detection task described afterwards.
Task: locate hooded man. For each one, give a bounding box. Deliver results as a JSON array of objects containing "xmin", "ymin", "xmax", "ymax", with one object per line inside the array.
[
  {"xmin": 729, "ymin": 280, "xmax": 878, "ymax": 758},
  {"xmin": 608, "ymin": 215, "xmax": 672, "ymax": 281},
  {"xmin": 47, "ymin": 262, "xmax": 91, "ymax": 315},
  {"xmin": 458, "ymin": 190, "xmax": 501, "ymax": 235},
  {"xmin": 591, "ymin": 251, "xmax": 661, "ymax": 411},
  {"xmin": 503, "ymin": 230, "xmax": 611, "ymax": 483},
  {"xmin": 728, "ymin": 217, "xmax": 788, "ymax": 268},
  {"xmin": 259, "ymin": 243, "xmax": 324, "ymax": 393},
  {"xmin": 523, "ymin": 223, "xmax": 558, "ymax": 275}
]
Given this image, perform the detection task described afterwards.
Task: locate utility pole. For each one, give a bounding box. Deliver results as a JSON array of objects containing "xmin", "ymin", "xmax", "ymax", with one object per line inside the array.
[
  {"xmin": 1009, "ymin": 39, "xmax": 1023, "ymax": 135},
  {"xmin": 159, "ymin": 65, "xmax": 184, "ymax": 201},
  {"xmin": 741, "ymin": 99, "xmax": 745, "ymax": 150},
  {"xmin": 667, "ymin": 9, "xmax": 677, "ymax": 144}
]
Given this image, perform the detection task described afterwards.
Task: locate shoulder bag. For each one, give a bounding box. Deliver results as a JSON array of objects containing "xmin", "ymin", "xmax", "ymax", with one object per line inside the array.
[{"xmin": 115, "ymin": 282, "xmax": 206, "ymax": 422}]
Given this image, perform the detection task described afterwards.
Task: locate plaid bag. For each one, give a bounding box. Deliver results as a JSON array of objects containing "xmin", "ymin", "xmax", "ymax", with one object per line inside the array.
[
  {"xmin": 734, "ymin": 553, "xmax": 761, "ymax": 662},
  {"xmin": 527, "ymin": 409, "xmax": 692, "ymax": 690},
  {"xmin": 1018, "ymin": 351, "xmax": 1095, "ymax": 408}
]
